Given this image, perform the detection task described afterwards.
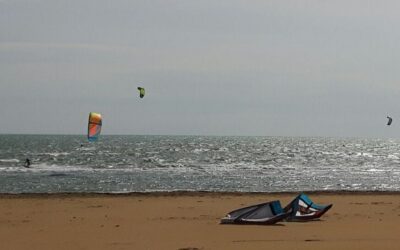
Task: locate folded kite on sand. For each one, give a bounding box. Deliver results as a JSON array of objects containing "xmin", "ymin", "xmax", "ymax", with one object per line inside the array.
[
  {"xmin": 220, "ymin": 200, "xmax": 290, "ymax": 225},
  {"xmin": 283, "ymin": 193, "xmax": 333, "ymax": 221},
  {"xmin": 220, "ymin": 193, "xmax": 332, "ymax": 225}
]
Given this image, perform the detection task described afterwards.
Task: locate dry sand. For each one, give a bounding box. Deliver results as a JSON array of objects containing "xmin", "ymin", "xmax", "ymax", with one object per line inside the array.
[{"xmin": 0, "ymin": 192, "xmax": 399, "ymax": 250}]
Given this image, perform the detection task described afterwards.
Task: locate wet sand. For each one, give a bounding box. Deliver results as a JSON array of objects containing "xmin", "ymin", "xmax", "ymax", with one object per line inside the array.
[{"xmin": 0, "ymin": 192, "xmax": 399, "ymax": 250}]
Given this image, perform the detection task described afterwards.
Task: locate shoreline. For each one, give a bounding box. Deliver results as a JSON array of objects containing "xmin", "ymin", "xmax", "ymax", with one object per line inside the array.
[{"xmin": 1, "ymin": 189, "xmax": 400, "ymax": 197}]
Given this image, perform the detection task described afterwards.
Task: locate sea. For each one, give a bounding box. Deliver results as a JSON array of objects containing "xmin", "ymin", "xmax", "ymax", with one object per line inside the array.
[{"xmin": 0, "ymin": 134, "xmax": 399, "ymax": 194}]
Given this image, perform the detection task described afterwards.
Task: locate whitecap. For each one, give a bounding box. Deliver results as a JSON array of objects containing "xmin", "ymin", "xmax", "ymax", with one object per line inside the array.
[
  {"xmin": 47, "ymin": 152, "xmax": 70, "ymax": 157},
  {"xmin": 387, "ymin": 154, "xmax": 399, "ymax": 159},
  {"xmin": 193, "ymin": 148, "xmax": 209, "ymax": 153},
  {"xmin": 0, "ymin": 159, "xmax": 20, "ymax": 163},
  {"xmin": 366, "ymin": 168, "xmax": 386, "ymax": 172}
]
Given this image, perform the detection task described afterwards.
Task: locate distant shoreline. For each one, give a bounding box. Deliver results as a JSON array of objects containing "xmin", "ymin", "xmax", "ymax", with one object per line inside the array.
[{"xmin": 0, "ymin": 133, "xmax": 397, "ymax": 140}]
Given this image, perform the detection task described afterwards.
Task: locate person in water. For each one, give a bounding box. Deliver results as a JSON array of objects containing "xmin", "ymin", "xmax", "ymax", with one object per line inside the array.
[{"xmin": 24, "ymin": 158, "xmax": 31, "ymax": 168}]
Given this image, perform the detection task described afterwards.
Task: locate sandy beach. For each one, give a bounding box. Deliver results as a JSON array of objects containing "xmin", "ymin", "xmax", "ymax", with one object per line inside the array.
[{"xmin": 0, "ymin": 192, "xmax": 399, "ymax": 250}]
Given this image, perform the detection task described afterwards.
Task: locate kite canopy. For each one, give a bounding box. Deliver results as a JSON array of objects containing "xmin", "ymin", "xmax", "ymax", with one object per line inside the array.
[
  {"xmin": 220, "ymin": 200, "xmax": 290, "ymax": 225},
  {"xmin": 137, "ymin": 87, "xmax": 145, "ymax": 98},
  {"xmin": 387, "ymin": 116, "xmax": 393, "ymax": 126},
  {"xmin": 87, "ymin": 112, "xmax": 102, "ymax": 142},
  {"xmin": 283, "ymin": 193, "xmax": 332, "ymax": 221}
]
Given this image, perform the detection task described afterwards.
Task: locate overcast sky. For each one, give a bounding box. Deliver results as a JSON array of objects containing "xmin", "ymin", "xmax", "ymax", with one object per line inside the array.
[{"xmin": 1, "ymin": 0, "xmax": 400, "ymax": 137}]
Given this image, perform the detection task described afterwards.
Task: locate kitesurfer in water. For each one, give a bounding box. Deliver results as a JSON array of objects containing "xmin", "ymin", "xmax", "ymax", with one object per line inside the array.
[{"xmin": 24, "ymin": 158, "xmax": 31, "ymax": 168}]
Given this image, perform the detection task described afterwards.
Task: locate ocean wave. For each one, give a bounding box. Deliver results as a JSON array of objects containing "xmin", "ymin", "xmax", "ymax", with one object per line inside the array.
[{"xmin": 0, "ymin": 159, "xmax": 20, "ymax": 163}]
